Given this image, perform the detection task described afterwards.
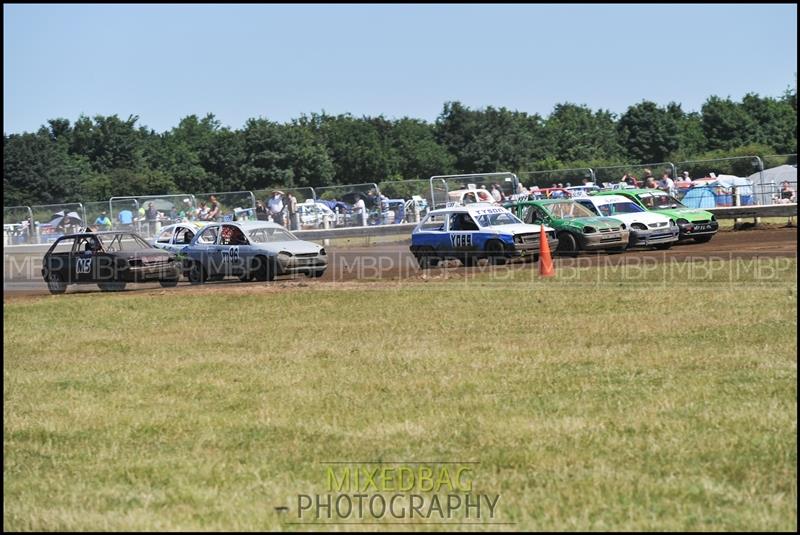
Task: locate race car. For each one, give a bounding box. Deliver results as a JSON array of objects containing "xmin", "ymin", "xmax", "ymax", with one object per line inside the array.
[
  {"xmin": 573, "ymin": 194, "xmax": 679, "ymax": 249},
  {"xmin": 409, "ymin": 203, "xmax": 558, "ymax": 267},
  {"xmin": 446, "ymin": 187, "xmax": 498, "ymax": 206},
  {"xmin": 151, "ymin": 221, "xmax": 211, "ymax": 254},
  {"xmin": 181, "ymin": 221, "xmax": 327, "ymax": 284},
  {"xmin": 505, "ymin": 199, "xmax": 629, "ymax": 255},
  {"xmin": 594, "ymin": 189, "xmax": 719, "ymax": 243},
  {"xmin": 41, "ymin": 230, "xmax": 181, "ymax": 294}
]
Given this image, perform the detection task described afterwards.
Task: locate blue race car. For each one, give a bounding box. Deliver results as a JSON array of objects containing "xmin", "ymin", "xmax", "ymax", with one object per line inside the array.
[{"xmin": 409, "ymin": 203, "xmax": 558, "ymax": 267}]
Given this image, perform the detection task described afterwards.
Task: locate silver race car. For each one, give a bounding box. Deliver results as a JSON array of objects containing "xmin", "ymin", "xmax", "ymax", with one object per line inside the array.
[{"xmin": 182, "ymin": 221, "xmax": 327, "ymax": 283}]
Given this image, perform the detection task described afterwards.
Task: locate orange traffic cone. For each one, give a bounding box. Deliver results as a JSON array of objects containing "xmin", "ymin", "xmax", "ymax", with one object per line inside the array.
[{"xmin": 539, "ymin": 225, "xmax": 555, "ymax": 277}]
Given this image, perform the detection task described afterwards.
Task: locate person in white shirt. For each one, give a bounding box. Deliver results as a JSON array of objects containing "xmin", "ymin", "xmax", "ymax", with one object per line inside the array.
[
  {"xmin": 353, "ymin": 197, "xmax": 367, "ymax": 226},
  {"xmin": 490, "ymin": 184, "xmax": 502, "ymax": 203},
  {"xmin": 268, "ymin": 191, "xmax": 285, "ymax": 226}
]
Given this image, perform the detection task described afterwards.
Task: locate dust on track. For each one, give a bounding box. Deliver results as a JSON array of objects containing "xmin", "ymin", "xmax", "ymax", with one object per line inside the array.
[{"xmin": 4, "ymin": 226, "xmax": 797, "ymax": 301}]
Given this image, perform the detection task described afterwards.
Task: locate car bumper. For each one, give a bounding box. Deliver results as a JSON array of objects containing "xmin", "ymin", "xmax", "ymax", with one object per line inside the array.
[
  {"xmin": 508, "ymin": 237, "xmax": 559, "ymax": 257},
  {"xmin": 276, "ymin": 255, "xmax": 328, "ymax": 275},
  {"xmin": 629, "ymin": 227, "xmax": 679, "ymax": 247},
  {"xmin": 579, "ymin": 230, "xmax": 630, "ymax": 250},
  {"xmin": 678, "ymin": 220, "xmax": 719, "ymax": 239}
]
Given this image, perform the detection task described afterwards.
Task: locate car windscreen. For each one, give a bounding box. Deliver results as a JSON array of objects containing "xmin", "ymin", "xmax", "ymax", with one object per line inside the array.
[
  {"xmin": 597, "ymin": 202, "xmax": 645, "ymax": 217},
  {"xmin": 545, "ymin": 202, "xmax": 596, "ymax": 219},
  {"xmin": 640, "ymin": 193, "xmax": 686, "ymax": 209},
  {"xmin": 100, "ymin": 233, "xmax": 152, "ymax": 252},
  {"xmin": 475, "ymin": 212, "xmax": 521, "ymax": 227},
  {"xmin": 248, "ymin": 227, "xmax": 298, "ymax": 243}
]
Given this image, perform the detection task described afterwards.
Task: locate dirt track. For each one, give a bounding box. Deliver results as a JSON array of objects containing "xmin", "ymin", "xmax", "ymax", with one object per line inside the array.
[{"xmin": 4, "ymin": 226, "xmax": 797, "ymax": 300}]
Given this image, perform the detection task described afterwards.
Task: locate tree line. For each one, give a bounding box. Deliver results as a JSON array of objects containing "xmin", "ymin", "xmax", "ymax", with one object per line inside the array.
[{"xmin": 3, "ymin": 88, "xmax": 796, "ymax": 206}]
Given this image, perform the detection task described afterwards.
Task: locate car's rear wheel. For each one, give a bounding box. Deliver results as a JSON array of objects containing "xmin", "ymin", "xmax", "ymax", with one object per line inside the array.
[
  {"xmin": 159, "ymin": 278, "xmax": 179, "ymax": 288},
  {"xmin": 557, "ymin": 232, "xmax": 579, "ymax": 256},
  {"xmin": 694, "ymin": 235, "xmax": 713, "ymax": 243},
  {"xmin": 45, "ymin": 272, "xmax": 67, "ymax": 295},
  {"xmin": 485, "ymin": 240, "xmax": 507, "ymax": 265},
  {"xmin": 98, "ymin": 281, "xmax": 126, "ymax": 292},
  {"xmin": 187, "ymin": 262, "xmax": 206, "ymax": 285}
]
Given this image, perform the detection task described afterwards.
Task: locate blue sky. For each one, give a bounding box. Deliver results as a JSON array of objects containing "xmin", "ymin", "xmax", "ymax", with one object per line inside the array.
[{"xmin": 3, "ymin": 4, "xmax": 797, "ymax": 134}]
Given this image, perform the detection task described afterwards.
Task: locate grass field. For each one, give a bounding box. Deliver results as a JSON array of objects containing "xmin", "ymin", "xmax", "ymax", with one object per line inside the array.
[{"xmin": 4, "ymin": 259, "xmax": 797, "ymax": 531}]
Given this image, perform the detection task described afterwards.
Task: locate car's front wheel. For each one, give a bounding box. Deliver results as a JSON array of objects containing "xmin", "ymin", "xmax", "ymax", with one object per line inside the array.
[
  {"xmin": 485, "ymin": 240, "xmax": 507, "ymax": 265},
  {"xmin": 187, "ymin": 262, "xmax": 206, "ymax": 285},
  {"xmin": 557, "ymin": 232, "xmax": 579, "ymax": 257},
  {"xmin": 45, "ymin": 272, "xmax": 67, "ymax": 295}
]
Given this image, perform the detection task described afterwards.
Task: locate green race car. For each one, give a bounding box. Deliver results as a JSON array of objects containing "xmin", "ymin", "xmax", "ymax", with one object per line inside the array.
[
  {"xmin": 593, "ymin": 189, "xmax": 718, "ymax": 243},
  {"xmin": 505, "ymin": 199, "xmax": 630, "ymax": 255}
]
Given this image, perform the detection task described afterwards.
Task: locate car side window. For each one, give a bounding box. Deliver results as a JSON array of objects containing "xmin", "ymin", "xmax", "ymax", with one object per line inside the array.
[
  {"xmin": 220, "ymin": 224, "xmax": 247, "ymax": 246},
  {"xmin": 175, "ymin": 227, "xmax": 195, "ymax": 244},
  {"xmin": 51, "ymin": 237, "xmax": 75, "ymax": 254},
  {"xmin": 449, "ymin": 213, "xmax": 477, "ymax": 231},
  {"xmin": 156, "ymin": 227, "xmax": 174, "ymax": 243},
  {"xmin": 196, "ymin": 226, "xmax": 219, "ymax": 244},
  {"xmin": 576, "ymin": 200, "xmax": 599, "ymax": 216}
]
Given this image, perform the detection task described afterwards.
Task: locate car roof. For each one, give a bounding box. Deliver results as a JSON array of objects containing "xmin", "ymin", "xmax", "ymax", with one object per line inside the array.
[
  {"xmin": 210, "ymin": 220, "xmax": 286, "ymax": 230},
  {"xmin": 581, "ymin": 194, "xmax": 632, "ymax": 205},
  {"xmin": 599, "ymin": 188, "xmax": 662, "ymax": 195},
  {"xmin": 428, "ymin": 203, "xmax": 507, "ymax": 216}
]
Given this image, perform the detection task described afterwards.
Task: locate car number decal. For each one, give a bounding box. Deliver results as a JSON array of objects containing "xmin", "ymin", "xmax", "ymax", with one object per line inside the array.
[
  {"xmin": 450, "ymin": 233, "xmax": 473, "ymax": 247},
  {"xmin": 76, "ymin": 257, "xmax": 92, "ymax": 274},
  {"xmin": 222, "ymin": 246, "xmax": 240, "ymax": 263}
]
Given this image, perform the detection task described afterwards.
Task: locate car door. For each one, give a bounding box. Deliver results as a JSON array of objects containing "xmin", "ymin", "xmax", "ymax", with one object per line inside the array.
[
  {"xmin": 448, "ymin": 213, "xmax": 478, "ymax": 255},
  {"xmin": 193, "ymin": 225, "xmax": 222, "ymax": 276},
  {"xmin": 71, "ymin": 236, "xmax": 99, "ymax": 284},
  {"xmin": 45, "ymin": 237, "xmax": 75, "ymax": 283},
  {"xmin": 218, "ymin": 224, "xmax": 247, "ymax": 276},
  {"xmin": 154, "ymin": 226, "xmax": 177, "ymax": 253}
]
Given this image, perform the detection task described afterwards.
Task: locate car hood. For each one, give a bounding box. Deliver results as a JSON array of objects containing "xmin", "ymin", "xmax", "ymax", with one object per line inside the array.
[
  {"xmin": 606, "ymin": 211, "xmax": 671, "ymax": 225},
  {"xmin": 558, "ymin": 216, "xmax": 623, "ymax": 230},
  {"xmin": 252, "ymin": 240, "xmax": 322, "ymax": 254},
  {"xmin": 483, "ymin": 223, "xmax": 555, "ymax": 234}
]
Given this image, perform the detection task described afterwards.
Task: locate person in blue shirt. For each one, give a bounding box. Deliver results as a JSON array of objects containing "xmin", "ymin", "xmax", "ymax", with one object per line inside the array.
[{"xmin": 94, "ymin": 211, "xmax": 112, "ymax": 231}]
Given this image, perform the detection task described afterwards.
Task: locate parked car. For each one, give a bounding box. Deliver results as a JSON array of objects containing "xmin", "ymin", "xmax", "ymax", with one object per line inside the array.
[
  {"xmin": 41, "ymin": 230, "xmax": 181, "ymax": 294},
  {"xmin": 594, "ymin": 189, "xmax": 719, "ymax": 243},
  {"xmin": 409, "ymin": 203, "xmax": 558, "ymax": 267},
  {"xmin": 446, "ymin": 187, "xmax": 497, "ymax": 206},
  {"xmin": 573, "ymin": 194, "xmax": 679, "ymax": 249},
  {"xmin": 505, "ymin": 199, "xmax": 629, "ymax": 255},
  {"xmin": 182, "ymin": 221, "xmax": 327, "ymax": 284}
]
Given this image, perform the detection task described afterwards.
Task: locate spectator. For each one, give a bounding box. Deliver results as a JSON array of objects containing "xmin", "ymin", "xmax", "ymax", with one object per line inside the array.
[
  {"xmin": 197, "ymin": 201, "xmax": 210, "ymax": 221},
  {"xmin": 490, "ymin": 184, "xmax": 503, "ymax": 203},
  {"xmin": 268, "ymin": 191, "xmax": 285, "ymax": 226},
  {"xmin": 207, "ymin": 195, "xmax": 221, "ymax": 221},
  {"xmin": 287, "ymin": 192, "xmax": 299, "ymax": 230},
  {"xmin": 146, "ymin": 202, "xmax": 159, "ymax": 236},
  {"xmin": 94, "ymin": 211, "xmax": 112, "ymax": 231},
  {"xmin": 622, "ymin": 173, "xmax": 638, "ymax": 187},
  {"xmin": 645, "ymin": 175, "xmax": 658, "ymax": 189},
  {"xmin": 659, "ymin": 172, "xmax": 675, "ymax": 195},
  {"xmin": 353, "ymin": 195, "xmax": 367, "ymax": 226},
  {"xmin": 255, "ymin": 200, "xmax": 269, "ymax": 221},
  {"xmin": 779, "ymin": 181, "xmax": 796, "ymax": 203},
  {"xmin": 178, "ymin": 198, "xmax": 193, "ymax": 221},
  {"xmin": 118, "ymin": 209, "xmax": 133, "ymax": 228}
]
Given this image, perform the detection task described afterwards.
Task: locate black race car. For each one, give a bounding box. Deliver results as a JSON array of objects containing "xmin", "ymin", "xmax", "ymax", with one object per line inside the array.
[{"xmin": 41, "ymin": 230, "xmax": 181, "ymax": 294}]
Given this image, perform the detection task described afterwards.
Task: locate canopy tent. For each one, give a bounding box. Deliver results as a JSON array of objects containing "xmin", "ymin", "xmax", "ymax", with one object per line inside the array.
[
  {"xmin": 747, "ymin": 164, "xmax": 797, "ymax": 186},
  {"xmin": 680, "ymin": 187, "xmax": 717, "ymax": 209}
]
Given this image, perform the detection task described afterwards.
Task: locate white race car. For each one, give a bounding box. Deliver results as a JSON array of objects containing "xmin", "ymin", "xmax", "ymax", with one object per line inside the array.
[{"xmin": 574, "ymin": 194, "xmax": 679, "ymax": 249}]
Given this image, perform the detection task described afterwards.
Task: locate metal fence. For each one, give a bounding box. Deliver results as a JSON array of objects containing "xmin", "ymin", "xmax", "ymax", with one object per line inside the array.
[
  {"xmin": 593, "ymin": 162, "xmax": 677, "ymax": 188},
  {"xmin": 377, "ymin": 179, "xmax": 440, "ymax": 223},
  {"xmin": 252, "ymin": 187, "xmax": 316, "ymax": 230},
  {"xmin": 194, "ymin": 191, "xmax": 256, "ymax": 222},
  {"xmin": 518, "ymin": 167, "xmax": 595, "ymax": 188},
  {"xmin": 315, "ymin": 182, "xmax": 381, "ymax": 227},
  {"xmin": 109, "ymin": 194, "xmax": 195, "ymax": 238},
  {"xmin": 3, "ymin": 206, "xmax": 34, "ymax": 245}
]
